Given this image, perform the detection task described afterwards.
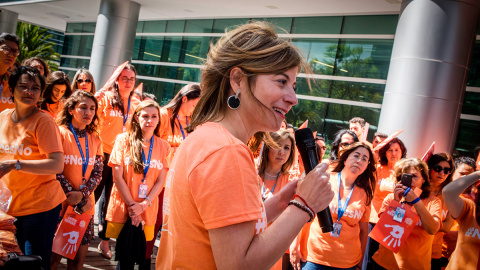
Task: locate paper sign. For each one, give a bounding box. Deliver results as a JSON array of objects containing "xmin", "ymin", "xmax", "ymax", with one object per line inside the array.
[
  {"xmin": 362, "ymin": 122, "xmax": 370, "ymax": 142},
  {"xmin": 421, "ymin": 142, "xmax": 435, "ymax": 162},
  {"xmin": 373, "ymin": 130, "xmax": 404, "ymax": 152},
  {"xmin": 134, "ymin": 82, "xmax": 143, "ymax": 95},
  {"xmin": 298, "ymin": 120, "xmax": 308, "ymax": 129},
  {"xmin": 99, "ymin": 61, "xmax": 129, "ymax": 92},
  {"xmin": 369, "ymin": 200, "xmax": 420, "ymax": 253},
  {"xmin": 52, "ymin": 206, "xmax": 91, "ymax": 259}
]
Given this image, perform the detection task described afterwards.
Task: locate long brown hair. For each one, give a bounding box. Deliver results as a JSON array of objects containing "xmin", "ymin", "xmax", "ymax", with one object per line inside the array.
[
  {"xmin": 427, "ymin": 152, "xmax": 454, "ymax": 190},
  {"xmin": 258, "ymin": 129, "xmax": 295, "ymax": 177},
  {"xmin": 41, "ymin": 71, "xmax": 72, "ymax": 110},
  {"xmin": 164, "ymin": 84, "xmax": 201, "ymax": 133},
  {"xmin": 109, "ymin": 63, "xmax": 136, "ymax": 114},
  {"xmin": 188, "ymin": 21, "xmax": 311, "ymax": 153},
  {"xmin": 332, "ymin": 142, "xmax": 377, "ymax": 205},
  {"xmin": 57, "ymin": 90, "xmax": 101, "ymax": 135},
  {"xmin": 127, "ymin": 100, "xmax": 162, "ymax": 174}
]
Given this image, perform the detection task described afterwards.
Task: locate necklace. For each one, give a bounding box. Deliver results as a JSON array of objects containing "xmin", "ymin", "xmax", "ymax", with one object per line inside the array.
[{"xmin": 265, "ymin": 171, "xmax": 281, "ymax": 179}]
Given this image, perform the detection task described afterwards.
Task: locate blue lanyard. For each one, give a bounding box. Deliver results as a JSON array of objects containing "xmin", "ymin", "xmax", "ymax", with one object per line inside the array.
[
  {"xmin": 262, "ymin": 172, "xmax": 280, "ymax": 199},
  {"xmin": 123, "ymin": 96, "xmax": 131, "ymax": 127},
  {"xmin": 141, "ymin": 136, "xmax": 154, "ymax": 182},
  {"xmin": 69, "ymin": 123, "xmax": 89, "ymax": 181},
  {"xmin": 176, "ymin": 115, "xmax": 189, "ymax": 140},
  {"xmin": 337, "ymin": 172, "xmax": 355, "ymax": 221}
]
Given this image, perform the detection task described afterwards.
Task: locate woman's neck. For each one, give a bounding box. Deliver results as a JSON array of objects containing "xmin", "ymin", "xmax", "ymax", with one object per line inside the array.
[
  {"xmin": 387, "ymin": 161, "xmax": 396, "ymax": 170},
  {"xmin": 142, "ymin": 130, "xmax": 154, "ymax": 143},
  {"xmin": 120, "ymin": 91, "xmax": 130, "ymax": 100},
  {"xmin": 431, "ymin": 184, "xmax": 442, "ymax": 195},
  {"xmin": 71, "ymin": 119, "xmax": 87, "ymax": 130},
  {"xmin": 218, "ymin": 110, "xmax": 255, "ymax": 144},
  {"xmin": 340, "ymin": 170, "xmax": 357, "ymax": 189},
  {"xmin": 265, "ymin": 163, "xmax": 282, "ymax": 177},
  {"xmin": 12, "ymin": 104, "xmax": 37, "ymax": 123}
]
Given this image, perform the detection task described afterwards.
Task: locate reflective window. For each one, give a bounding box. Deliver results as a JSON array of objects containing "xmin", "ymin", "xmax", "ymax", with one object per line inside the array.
[
  {"xmin": 143, "ymin": 21, "xmax": 167, "ymax": 33},
  {"xmin": 166, "ymin": 20, "xmax": 185, "ymax": 32},
  {"xmin": 291, "ymin": 17, "xmax": 342, "ymax": 34},
  {"xmin": 133, "ymin": 36, "xmax": 164, "ymax": 61},
  {"xmin": 467, "ymin": 41, "xmax": 480, "ymax": 87},
  {"xmin": 181, "ymin": 37, "xmax": 210, "ymax": 65},
  {"xmin": 462, "ymin": 91, "xmax": 480, "ymax": 116},
  {"xmin": 62, "ymin": 35, "xmax": 94, "ymax": 57},
  {"xmin": 185, "ymin": 19, "xmax": 214, "ymax": 33},
  {"xmin": 212, "ymin": 18, "xmax": 250, "ymax": 33},
  {"xmin": 454, "ymin": 119, "xmax": 480, "ymax": 157},
  {"xmin": 342, "ymin": 15, "xmax": 398, "ymax": 35}
]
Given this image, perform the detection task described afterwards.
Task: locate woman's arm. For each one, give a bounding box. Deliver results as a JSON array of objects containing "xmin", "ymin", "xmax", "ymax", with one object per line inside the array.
[
  {"xmin": 289, "ymin": 230, "xmax": 306, "ymax": 270},
  {"xmin": 0, "ymin": 152, "xmax": 64, "ymax": 178},
  {"xmin": 112, "ymin": 164, "xmax": 136, "ymax": 206},
  {"xmin": 358, "ymin": 221, "xmax": 369, "ymax": 269},
  {"xmin": 443, "ymin": 171, "xmax": 480, "ymax": 218},
  {"xmin": 208, "ymin": 163, "xmax": 333, "ymax": 270},
  {"xmin": 400, "ymin": 185, "xmax": 440, "ymax": 235},
  {"xmin": 439, "ymin": 213, "xmax": 454, "ymax": 233}
]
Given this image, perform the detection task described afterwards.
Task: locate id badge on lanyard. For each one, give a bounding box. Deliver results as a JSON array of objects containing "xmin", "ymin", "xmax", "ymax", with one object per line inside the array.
[
  {"xmin": 331, "ymin": 172, "xmax": 355, "ymax": 238},
  {"xmin": 139, "ymin": 136, "xmax": 154, "ymax": 199}
]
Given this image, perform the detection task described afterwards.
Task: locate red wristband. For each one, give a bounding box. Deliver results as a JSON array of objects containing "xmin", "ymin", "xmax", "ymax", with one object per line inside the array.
[{"xmin": 294, "ymin": 194, "xmax": 314, "ymax": 213}]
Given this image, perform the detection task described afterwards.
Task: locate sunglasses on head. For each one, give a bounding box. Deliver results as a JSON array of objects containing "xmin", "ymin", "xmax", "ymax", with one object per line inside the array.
[
  {"xmin": 77, "ymin": 79, "xmax": 92, "ymax": 83},
  {"xmin": 432, "ymin": 165, "xmax": 452, "ymax": 174}
]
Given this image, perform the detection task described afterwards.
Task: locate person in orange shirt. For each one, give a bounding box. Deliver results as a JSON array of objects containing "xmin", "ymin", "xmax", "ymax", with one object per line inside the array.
[
  {"xmin": 22, "ymin": 56, "xmax": 50, "ymax": 77},
  {"xmin": 105, "ymin": 100, "xmax": 169, "ymax": 269},
  {"xmin": 71, "ymin": 69, "xmax": 96, "ymax": 94},
  {"xmin": 41, "ymin": 71, "xmax": 72, "ymax": 119},
  {"xmin": 156, "ymin": 21, "xmax": 334, "ymax": 270},
  {"xmin": 363, "ymin": 137, "xmax": 406, "ymax": 270},
  {"xmin": 372, "ymin": 158, "xmax": 442, "ymax": 270},
  {"xmin": 329, "ymin": 129, "xmax": 359, "ymax": 162},
  {"xmin": 427, "ymin": 153, "xmax": 454, "ymax": 270},
  {"xmin": 94, "ymin": 63, "xmax": 141, "ymax": 258},
  {"xmin": 443, "ymin": 168, "xmax": 480, "ymax": 269},
  {"xmin": 441, "ymin": 156, "xmax": 476, "ymax": 267},
  {"xmin": 292, "ymin": 142, "xmax": 375, "ymax": 270},
  {"xmin": 157, "ymin": 83, "xmax": 200, "ymax": 163},
  {"xmin": 50, "ymin": 90, "xmax": 103, "ymax": 270},
  {"xmin": 0, "ymin": 66, "xmax": 65, "ymax": 270},
  {"xmin": 0, "ymin": 33, "xmax": 20, "ymax": 113},
  {"xmin": 257, "ymin": 129, "xmax": 298, "ymax": 270}
]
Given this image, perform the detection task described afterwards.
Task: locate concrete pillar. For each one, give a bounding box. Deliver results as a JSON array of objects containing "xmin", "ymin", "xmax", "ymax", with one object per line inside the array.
[
  {"xmin": 89, "ymin": 0, "xmax": 140, "ymax": 87},
  {"xmin": 377, "ymin": 0, "xmax": 480, "ymax": 158},
  {"xmin": 0, "ymin": 9, "xmax": 18, "ymax": 34}
]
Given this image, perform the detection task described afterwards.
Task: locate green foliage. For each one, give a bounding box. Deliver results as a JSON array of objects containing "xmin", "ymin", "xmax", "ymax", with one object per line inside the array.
[{"xmin": 16, "ymin": 22, "xmax": 60, "ymax": 71}]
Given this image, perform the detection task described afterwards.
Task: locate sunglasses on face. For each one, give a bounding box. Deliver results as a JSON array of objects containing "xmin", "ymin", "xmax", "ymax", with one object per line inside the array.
[
  {"xmin": 77, "ymin": 79, "xmax": 92, "ymax": 83},
  {"xmin": 432, "ymin": 165, "xmax": 452, "ymax": 174}
]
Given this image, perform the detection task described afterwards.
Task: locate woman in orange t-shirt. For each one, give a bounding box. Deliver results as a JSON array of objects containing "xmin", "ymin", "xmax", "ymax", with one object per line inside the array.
[
  {"xmin": 298, "ymin": 142, "xmax": 375, "ymax": 270},
  {"xmin": 50, "ymin": 90, "xmax": 103, "ymax": 270},
  {"xmin": 373, "ymin": 158, "xmax": 442, "ymax": 270},
  {"xmin": 443, "ymin": 171, "xmax": 480, "ymax": 269},
  {"xmin": 94, "ymin": 63, "xmax": 141, "ymax": 258},
  {"xmin": 427, "ymin": 153, "xmax": 454, "ymax": 270},
  {"xmin": 106, "ymin": 100, "xmax": 169, "ymax": 269},
  {"xmin": 156, "ymin": 22, "xmax": 334, "ymax": 270},
  {"xmin": 71, "ymin": 69, "xmax": 96, "ymax": 94},
  {"xmin": 257, "ymin": 129, "xmax": 298, "ymax": 270},
  {"xmin": 363, "ymin": 137, "xmax": 406, "ymax": 270},
  {"xmin": 0, "ymin": 66, "xmax": 65, "ymax": 270},
  {"xmin": 41, "ymin": 71, "xmax": 72, "ymax": 119}
]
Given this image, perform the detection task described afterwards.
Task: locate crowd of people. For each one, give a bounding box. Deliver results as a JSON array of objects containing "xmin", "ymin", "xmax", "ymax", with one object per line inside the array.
[{"xmin": 0, "ymin": 20, "xmax": 479, "ymax": 270}]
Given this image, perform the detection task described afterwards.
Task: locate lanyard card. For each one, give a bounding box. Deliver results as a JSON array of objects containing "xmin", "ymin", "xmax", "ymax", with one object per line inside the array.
[
  {"xmin": 138, "ymin": 184, "xmax": 148, "ymax": 199},
  {"xmin": 330, "ymin": 222, "xmax": 342, "ymax": 238}
]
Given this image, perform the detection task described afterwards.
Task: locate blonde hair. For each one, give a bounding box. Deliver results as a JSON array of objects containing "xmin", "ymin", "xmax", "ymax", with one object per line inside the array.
[
  {"xmin": 394, "ymin": 158, "xmax": 431, "ymax": 199},
  {"xmin": 258, "ymin": 129, "xmax": 295, "ymax": 177},
  {"xmin": 188, "ymin": 21, "xmax": 310, "ymax": 153},
  {"xmin": 127, "ymin": 100, "xmax": 162, "ymax": 174}
]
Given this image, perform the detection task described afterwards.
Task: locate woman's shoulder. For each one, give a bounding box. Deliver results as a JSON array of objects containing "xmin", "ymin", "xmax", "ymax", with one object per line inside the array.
[{"xmin": 154, "ymin": 135, "xmax": 170, "ymax": 148}]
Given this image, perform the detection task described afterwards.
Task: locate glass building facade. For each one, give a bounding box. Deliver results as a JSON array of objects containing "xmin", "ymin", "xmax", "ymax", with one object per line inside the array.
[{"xmin": 59, "ymin": 15, "xmax": 480, "ymax": 157}]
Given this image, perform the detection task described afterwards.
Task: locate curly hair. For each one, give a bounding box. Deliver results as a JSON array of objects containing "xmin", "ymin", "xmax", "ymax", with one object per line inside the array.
[{"xmin": 56, "ymin": 90, "xmax": 101, "ymax": 135}]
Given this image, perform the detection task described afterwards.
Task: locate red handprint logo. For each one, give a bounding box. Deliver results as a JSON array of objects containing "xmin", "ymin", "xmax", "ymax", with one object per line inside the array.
[
  {"xmin": 383, "ymin": 224, "xmax": 404, "ymax": 248},
  {"xmin": 62, "ymin": 231, "xmax": 79, "ymax": 254}
]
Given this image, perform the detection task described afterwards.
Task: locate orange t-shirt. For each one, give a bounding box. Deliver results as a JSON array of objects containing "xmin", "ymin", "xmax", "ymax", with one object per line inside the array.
[
  {"xmin": 0, "ymin": 109, "xmax": 65, "ymax": 216},
  {"xmin": 370, "ymin": 165, "xmax": 395, "ymax": 223},
  {"xmin": 446, "ymin": 198, "xmax": 480, "ymax": 269},
  {"xmin": 98, "ymin": 92, "xmax": 140, "ymax": 154},
  {"xmin": 156, "ymin": 122, "xmax": 266, "ymax": 270},
  {"xmin": 157, "ymin": 108, "xmax": 190, "ymax": 165},
  {"xmin": 43, "ymin": 100, "xmax": 64, "ymax": 119},
  {"xmin": 373, "ymin": 193, "xmax": 442, "ymax": 270},
  {"xmin": 58, "ymin": 125, "xmax": 103, "ymax": 216},
  {"xmin": 0, "ymin": 73, "xmax": 13, "ymax": 113},
  {"xmin": 306, "ymin": 172, "xmax": 371, "ymax": 268},
  {"xmin": 432, "ymin": 193, "xmax": 448, "ymax": 259},
  {"xmin": 106, "ymin": 133, "xmax": 170, "ymax": 226}
]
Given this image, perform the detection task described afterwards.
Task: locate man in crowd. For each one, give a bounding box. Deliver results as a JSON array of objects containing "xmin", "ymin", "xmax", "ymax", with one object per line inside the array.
[{"xmin": 349, "ymin": 117, "xmax": 366, "ymax": 141}]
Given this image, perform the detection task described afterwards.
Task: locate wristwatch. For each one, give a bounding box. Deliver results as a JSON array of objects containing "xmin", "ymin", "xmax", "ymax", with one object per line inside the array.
[{"xmin": 15, "ymin": 160, "xmax": 20, "ymax": 171}]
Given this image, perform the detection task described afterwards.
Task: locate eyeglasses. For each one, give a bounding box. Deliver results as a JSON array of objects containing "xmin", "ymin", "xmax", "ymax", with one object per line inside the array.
[
  {"xmin": 120, "ymin": 77, "xmax": 135, "ymax": 83},
  {"xmin": 339, "ymin": 142, "xmax": 351, "ymax": 148},
  {"xmin": 0, "ymin": 45, "xmax": 19, "ymax": 57},
  {"xmin": 16, "ymin": 85, "xmax": 42, "ymax": 92},
  {"xmin": 432, "ymin": 165, "xmax": 452, "ymax": 174},
  {"xmin": 77, "ymin": 79, "xmax": 92, "ymax": 84},
  {"xmin": 349, "ymin": 153, "xmax": 370, "ymax": 163}
]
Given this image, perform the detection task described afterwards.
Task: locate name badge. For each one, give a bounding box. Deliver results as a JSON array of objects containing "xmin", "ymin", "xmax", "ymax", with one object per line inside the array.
[
  {"xmin": 393, "ymin": 207, "xmax": 406, "ymax": 223},
  {"xmin": 330, "ymin": 222, "xmax": 342, "ymax": 238},
  {"xmin": 123, "ymin": 126, "xmax": 127, "ymax": 132},
  {"xmin": 138, "ymin": 183, "xmax": 148, "ymax": 198}
]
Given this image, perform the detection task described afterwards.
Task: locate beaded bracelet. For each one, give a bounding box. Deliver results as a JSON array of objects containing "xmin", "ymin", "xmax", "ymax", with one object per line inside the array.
[
  {"xmin": 408, "ymin": 197, "xmax": 421, "ymax": 205},
  {"xmin": 288, "ymin": 200, "xmax": 315, "ymax": 222},
  {"xmin": 145, "ymin": 196, "xmax": 152, "ymax": 206},
  {"xmin": 293, "ymin": 194, "xmax": 315, "ymax": 215}
]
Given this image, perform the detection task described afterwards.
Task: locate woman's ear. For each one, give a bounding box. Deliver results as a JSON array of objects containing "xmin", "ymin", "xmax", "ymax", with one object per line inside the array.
[
  {"xmin": 229, "ymin": 67, "xmax": 244, "ymax": 94},
  {"xmin": 182, "ymin": 96, "xmax": 188, "ymax": 104}
]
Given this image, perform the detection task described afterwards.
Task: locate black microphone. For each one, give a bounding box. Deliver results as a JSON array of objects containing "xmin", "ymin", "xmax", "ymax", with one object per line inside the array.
[{"xmin": 295, "ymin": 128, "xmax": 334, "ymax": 233}]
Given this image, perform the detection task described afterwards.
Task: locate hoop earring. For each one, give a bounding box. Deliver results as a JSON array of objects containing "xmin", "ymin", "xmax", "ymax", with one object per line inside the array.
[{"xmin": 227, "ymin": 89, "xmax": 240, "ymax": 109}]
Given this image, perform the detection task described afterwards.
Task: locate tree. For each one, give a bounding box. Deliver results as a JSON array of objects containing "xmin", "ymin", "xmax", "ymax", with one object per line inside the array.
[{"xmin": 16, "ymin": 22, "xmax": 60, "ymax": 71}]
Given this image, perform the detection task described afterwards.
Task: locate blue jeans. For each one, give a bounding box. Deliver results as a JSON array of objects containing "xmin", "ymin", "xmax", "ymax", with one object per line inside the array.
[
  {"xmin": 302, "ymin": 261, "xmax": 356, "ymax": 270},
  {"xmin": 14, "ymin": 204, "xmax": 61, "ymax": 270}
]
